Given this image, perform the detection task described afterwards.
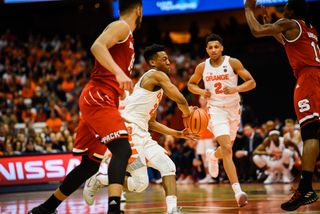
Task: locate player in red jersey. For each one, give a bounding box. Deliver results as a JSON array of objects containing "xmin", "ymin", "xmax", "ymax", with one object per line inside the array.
[
  {"xmin": 245, "ymin": 0, "xmax": 320, "ymax": 211},
  {"xmin": 28, "ymin": 1, "xmax": 143, "ymax": 214}
]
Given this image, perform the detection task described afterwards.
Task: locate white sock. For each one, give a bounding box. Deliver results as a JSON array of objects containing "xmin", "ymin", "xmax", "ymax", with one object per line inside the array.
[
  {"xmin": 166, "ymin": 195, "xmax": 177, "ymax": 213},
  {"xmin": 210, "ymin": 150, "xmax": 218, "ymax": 160},
  {"xmin": 232, "ymin": 183, "xmax": 242, "ymax": 194},
  {"xmin": 96, "ymin": 174, "xmax": 109, "ymax": 185}
]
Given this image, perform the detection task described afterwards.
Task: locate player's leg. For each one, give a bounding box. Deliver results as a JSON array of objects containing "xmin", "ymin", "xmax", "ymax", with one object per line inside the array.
[
  {"xmin": 281, "ymin": 122, "xmax": 320, "ymax": 211},
  {"xmin": 28, "ymin": 155, "xmax": 101, "ymax": 214},
  {"xmin": 146, "ymin": 144, "xmax": 180, "ymax": 214},
  {"xmin": 281, "ymin": 148, "xmax": 294, "ymax": 183}
]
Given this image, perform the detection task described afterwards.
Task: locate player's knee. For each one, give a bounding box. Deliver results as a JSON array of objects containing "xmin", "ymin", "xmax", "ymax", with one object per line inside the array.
[
  {"xmin": 282, "ymin": 149, "xmax": 292, "ymax": 159},
  {"xmin": 107, "ymin": 138, "xmax": 132, "ymax": 161},
  {"xmin": 221, "ymin": 144, "xmax": 233, "ymax": 156},
  {"xmin": 156, "ymin": 154, "xmax": 176, "ymax": 177},
  {"xmin": 252, "ymin": 155, "xmax": 263, "ymax": 167},
  {"xmin": 127, "ymin": 175, "xmax": 149, "ymax": 193},
  {"xmin": 301, "ymin": 122, "xmax": 320, "ymax": 142}
]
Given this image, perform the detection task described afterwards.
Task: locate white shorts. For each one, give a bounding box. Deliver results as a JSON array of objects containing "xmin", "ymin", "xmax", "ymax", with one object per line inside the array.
[
  {"xmin": 196, "ymin": 138, "xmax": 215, "ymax": 155},
  {"xmin": 207, "ymin": 104, "xmax": 240, "ymax": 141},
  {"xmin": 125, "ymin": 123, "xmax": 175, "ymax": 177}
]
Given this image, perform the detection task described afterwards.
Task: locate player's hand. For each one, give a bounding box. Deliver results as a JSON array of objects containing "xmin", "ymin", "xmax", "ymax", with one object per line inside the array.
[
  {"xmin": 223, "ymin": 86, "xmax": 237, "ymax": 94},
  {"xmin": 122, "ymin": 116, "xmax": 131, "ymax": 124},
  {"xmin": 181, "ymin": 129, "xmax": 201, "ymax": 141},
  {"xmin": 245, "ymin": 0, "xmax": 257, "ymax": 10},
  {"xmin": 115, "ymin": 71, "xmax": 134, "ymax": 91},
  {"xmin": 258, "ymin": 4, "xmax": 270, "ymax": 24},
  {"xmin": 268, "ymin": 153, "xmax": 275, "ymax": 157},
  {"xmin": 202, "ymin": 89, "xmax": 211, "ymax": 99}
]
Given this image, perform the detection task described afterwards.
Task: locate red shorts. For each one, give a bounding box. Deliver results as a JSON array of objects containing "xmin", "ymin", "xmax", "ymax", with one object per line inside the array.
[
  {"xmin": 294, "ymin": 70, "xmax": 320, "ymax": 127},
  {"xmin": 73, "ymin": 81, "xmax": 128, "ymax": 162}
]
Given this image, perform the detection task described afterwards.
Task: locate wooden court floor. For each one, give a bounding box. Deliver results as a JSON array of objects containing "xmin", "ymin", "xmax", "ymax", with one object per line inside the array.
[{"xmin": 1, "ymin": 182, "xmax": 320, "ymax": 214}]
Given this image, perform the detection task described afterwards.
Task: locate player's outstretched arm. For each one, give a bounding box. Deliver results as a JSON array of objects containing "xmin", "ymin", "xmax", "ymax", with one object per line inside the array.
[
  {"xmin": 148, "ymin": 110, "xmax": 198, "ymax": 141},
  {"xmin": 284, "ymin": 140, "xmax": 302, "ymax": 159},
  {"xmin": 188, "ymin": 62, "xmax": 211, "ymax": 99},
  {"xmin": 244, "ymin": 0, "xmax": 294, "ymax": 43},
  {"xmin": 91, "ymin": 22, "xmax": 133, "ymax": 90},
  {"xmin": 154, "ymin": 71, "xmax": 190, "ymax": 118},
  {"xmin": 252, "ymin": 138, "xmax": 273, "ymax": 156},
  {"xmin": 224, "ymin": 58, "xmax": 256, "ymax": 94}
]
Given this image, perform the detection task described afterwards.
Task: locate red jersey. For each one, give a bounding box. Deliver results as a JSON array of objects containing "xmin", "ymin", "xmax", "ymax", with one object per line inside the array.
[
  {"xmin": 90, "ymin": 20, "xmax": 135, "ymax": 96},
  {"xmin": 282, "ymin": 19, "xmax": 320, "ymax": 79}
]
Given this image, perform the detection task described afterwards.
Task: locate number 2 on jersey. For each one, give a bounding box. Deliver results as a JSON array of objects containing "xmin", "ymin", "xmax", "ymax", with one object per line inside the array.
[{"xmin": 214, "ymin": 82, "xmax": 223, "ymax": 94}]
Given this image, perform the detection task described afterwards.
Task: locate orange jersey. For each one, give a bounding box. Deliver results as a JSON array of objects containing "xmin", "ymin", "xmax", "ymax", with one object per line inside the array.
[
  {"xmin": 90, "ymin": 20, "xmax": 135, "ymax": 96},
  {"xmin": 282, "ymin": 19, "xmax": 320, "ymax": 78}
]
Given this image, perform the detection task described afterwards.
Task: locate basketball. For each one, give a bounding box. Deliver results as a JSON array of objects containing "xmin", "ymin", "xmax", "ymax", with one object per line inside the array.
[{"xmin": 183, "ymin": 108, "xmax": 209, "ymax": 134}]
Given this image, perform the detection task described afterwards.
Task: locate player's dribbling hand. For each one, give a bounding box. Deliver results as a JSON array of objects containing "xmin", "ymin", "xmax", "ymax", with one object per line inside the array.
[
  {"xmin": 115, "ymin": 71, "xmax": 134, "ymax": 91},
  {"xmin": 181, "ymin": 129, "xmax": 201, "ymax": 141},
  {"xmin": 244, "ymin": 0, "xmax": 257, "ymax": 10},
  {"xmin": 202, "ymin": 89, "xmax": 211, "ymax": 99}
]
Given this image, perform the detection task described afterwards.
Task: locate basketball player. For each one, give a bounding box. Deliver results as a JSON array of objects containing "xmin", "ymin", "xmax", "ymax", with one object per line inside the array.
[
  {"xmin": 284, "ymin": 119, "xmax": 303, "ymax": 155},
  {"xmin": 188, "ymin": 33, "xmax": 256, "ymax": 207},
  {"xmin": 252, "ymin": 129, "xmax": 301, "ymax": 184},
  {"xmin": 28, "ymin": 1, "xmax": 143, "ymax": 214},
  {"xmin": 245, "ymin": 0, "xmax": 320, "ymax": 210},
  {"xmin": 84, "ymin": 44, "xmax": 198, "ymax": 214}
]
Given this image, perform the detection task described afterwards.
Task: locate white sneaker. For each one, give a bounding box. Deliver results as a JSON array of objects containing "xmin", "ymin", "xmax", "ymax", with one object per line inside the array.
[
  {"xmin": 206, "ymin": 149, "xmax": 219, "ymax": 178},
  {"xmin": 180, "ymin": 176, "xmax": 193, "ymax": 184},
  {"xmin": 283, "ymin": 175, "xmax": 293, "ymax": 184},
  {"xmin": 198, "ymin": 174, "xmax": 212, "ymax": 184},
  {"xmin": 166, "ymin": 207, "xmax": 183, "ymax": 214},
  {"xmin": 263, "ymin": 174, "xmax": 274, "ymax": 185},
  {"xmin": 235, "ymin": 191, "xmax": 248, "ymax": 207},
  {"xmin": 120, "ymin": 191, "xmax": 126, "ymax": 202},
  {"xmin": 83, "ymin": 172, "xmax": 104, "ymax": 205},
  {"xmin": 176, "ymin": 177, "xmax": 184, "ymax": 184}
]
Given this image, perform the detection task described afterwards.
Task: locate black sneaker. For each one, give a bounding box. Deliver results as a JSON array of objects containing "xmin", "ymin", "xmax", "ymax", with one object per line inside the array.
[
  {"xmin": 281, "ymin": 187, "xmax": 319, "ymax": 211},
  {"xmin": 28, "ymin": 205, "xmax": 57, "ymax": 214}
]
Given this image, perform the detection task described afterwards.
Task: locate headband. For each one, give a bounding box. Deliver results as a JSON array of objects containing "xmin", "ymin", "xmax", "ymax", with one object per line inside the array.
[{"xmin": 269, "ymin": 130, "xmax": 280, "ymax": 136}]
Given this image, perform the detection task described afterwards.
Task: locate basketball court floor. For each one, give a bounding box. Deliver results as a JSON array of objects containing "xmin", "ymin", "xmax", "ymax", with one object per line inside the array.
[{"xmin": 1, "ymin": 182, "xmax": 320, "ymax": 214}]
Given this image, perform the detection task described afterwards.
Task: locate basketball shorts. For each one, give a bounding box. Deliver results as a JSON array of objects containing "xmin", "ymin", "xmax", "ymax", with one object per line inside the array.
[
  {"xmin": 73, "ymin": 81, "xmax": 128, "ymax": 163},
  {"xmin": 294, "ymin": 70, "xmax": 320, "ymax": 127},
  {"xmin": 207, "ymin": 103, "xmax": 240, "ymax": 141},
  {"xmin": 126, "ymin": 123, "xmax": 175, "ymax": 177},
  {"xmin": 196, "ymin": 138, "xmax": 215, "ymax": 155}
]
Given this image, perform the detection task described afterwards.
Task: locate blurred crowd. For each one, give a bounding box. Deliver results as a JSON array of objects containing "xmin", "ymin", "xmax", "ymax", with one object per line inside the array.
[{"xmin": 0, "ymin": 27, "xmax": 319, "ymax": 185}]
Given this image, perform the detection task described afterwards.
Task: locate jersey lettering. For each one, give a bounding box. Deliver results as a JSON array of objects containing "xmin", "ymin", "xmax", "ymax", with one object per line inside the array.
[
  {"xmin": 311, "ymin": 41, "xmax": 320, "ymax": 63},
  {"xmin": 298, "ymin": 99, "xmax": 310, "ymax": 113},
  {"xmin": 206, "ymin": 74, "xmax": 229, "ymax": 81},
  {"xmin": 214, "ymin": 82, "xmax": 223, "ymax": 94}
]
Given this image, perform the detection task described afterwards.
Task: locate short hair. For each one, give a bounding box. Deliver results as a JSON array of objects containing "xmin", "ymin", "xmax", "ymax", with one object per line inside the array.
[
  {"xmin": 119, "ymin": 0, "xmax": 142, "ymax": 16},
  {"xmin": 287, "ymin": 0, "xmax": 308, "ymax": 19},
  {"xmin": 206, "ymin": 34, "xmax": 223, "ymax": 45},
  {"xmin": 143, "ymin": 44, "xmax": 165, "ymax": 66},
  {"xmin": 285, "ymin": 118, "xmax": 295, "ymax": 124}
]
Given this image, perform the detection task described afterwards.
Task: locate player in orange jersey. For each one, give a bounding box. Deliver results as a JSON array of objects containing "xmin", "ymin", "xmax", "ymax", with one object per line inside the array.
[
  {"xmin": 245, "ymin": 0, "xmax": 320, "ymax": 211},
  {"xmin": 28, "ymin": 1, "xmax": 143, "ymax": 214}
]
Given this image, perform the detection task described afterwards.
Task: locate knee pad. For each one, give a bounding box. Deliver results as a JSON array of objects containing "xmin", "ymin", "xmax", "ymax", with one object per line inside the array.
[
  {"xmin": 127, "ymin": 175, "xmax": 149, "ymax": 193},
  {"xmin": 301, "ymin": 122, "xmax": 320, "ymax": 142},
  {"xmin": 150, "ymin": 153, "xmax": 176, "ymax": 177}
]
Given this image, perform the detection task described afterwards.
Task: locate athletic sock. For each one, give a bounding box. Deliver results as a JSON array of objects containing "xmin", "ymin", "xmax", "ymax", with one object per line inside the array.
[
  {"xmin": 97, "ymin": 174, "xmax": 109, "ymax": 185},
  {"xmin": 232, "ymin": 183, "xmax": 242, "ymax": 194},
  {"xmin": 108, "ymin": 197, "xmax": 121, "ymax": 213},
  {"xmin": 166, "ymin": 195, "xmax": 177, "ymax": 213},
  {"xmin": 210, "ymin": 151, "xmax": 218, "ymax": 160},
  {"xmin": 298, "ymin": 170, "xmax": 314, "ymax": 193},
  {"xmin": 42, "ymin": 194, "xmax": 62, "ymax": 212}
]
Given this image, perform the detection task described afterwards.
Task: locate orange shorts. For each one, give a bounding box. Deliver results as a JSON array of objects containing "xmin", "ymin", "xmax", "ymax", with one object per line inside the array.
[
  {"xmin": 73, "ymin": 81, "xmax": 129, "ymax": 162},
  {"xmin": 294, "ymin": 70, "xmax": 320, "ymax": 127}
]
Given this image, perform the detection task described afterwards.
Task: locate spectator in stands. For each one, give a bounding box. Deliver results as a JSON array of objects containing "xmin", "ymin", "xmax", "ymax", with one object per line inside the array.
[
  {"xmin": 65, "ymin": 135, "xmax": 74, "ymax": 151},
  {"xmin": 12, "ymin": 140, "xmax": 23, "ymax": 155},
  {"xmin": 46, "ymin": 109, "xmax": 62, "ymax": 133},
  {"xmin": 4, "ymin": 140, "xmax": 14, "ymax": 155},
  {"xmin": 235, "ymin": 124, "xmax": 263, "ymax": 183},
  {"xmin": 21, "ymin": 107, "xmax": 35, "ymax": 128},
  {"xmin": 49, "ymin": 132, "xmax": 64, "ymax": 152},
  {"xmin": 0, "ymin": 123, "xmax": 6, "ymax": 152},
  {"xmin": 23, "ymin": 138, "xmax": 37, "ymax": 153},
  {"xmin": 2, "ymin": 108, "xmax": 16, "ymax": 125},
  {"xmin": 32, "ymin": 86, "xmax": 47, "ymax": 107},
  {"xmin": 21, "ymin": 79, "xmax": 35, "ymax": 99},
  {"xmin": 47, "ymin": 91, "xmax": 60, "ymax": 107},
  {"xmin": 61, "ymin": 72, "xmax": 75, "ymax": 94},
  {"xmin": 263, "ymin": 120, "xmax": 276, "ymax": 139},
  {"xmin": 34, "ymin": 135, "xmax": 44, "ymax": 152},
  {"xmin": 35, "ymin": 105, "xmax": 47, "ymax": 122}
]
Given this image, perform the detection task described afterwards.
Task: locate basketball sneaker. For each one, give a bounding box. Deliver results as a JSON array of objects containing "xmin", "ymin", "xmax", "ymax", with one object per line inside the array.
[
  {"xmin": 206, "ymin": 149, "xmax": 219, "ymax": 178},
  {"xmin": 83, "ymin": 172, "xmax": 104, "ymax": 205},
  {"xmin": 198, "ymin": 174, "xmax": 213, "ymax": 184},
  {"xmin": 235, "ymin": 191, "xmax": 248, "ymax": 207},
  {"xmin": 281, "ymin": 187, "xmax": 319, "ymax": 211},
  {"xmin": 28, "ymin": 205, "xmax": 57, "ymax": 214},
  {"xmin": 263, "ymin": 173, "xmax": 274, "ymax": 185},
  {"xmin": 166, "ymin": 207, "xmax": 183, "ymax": 214}
]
